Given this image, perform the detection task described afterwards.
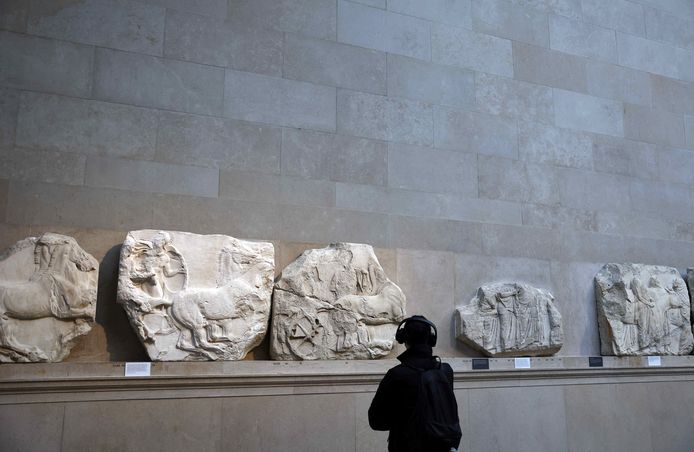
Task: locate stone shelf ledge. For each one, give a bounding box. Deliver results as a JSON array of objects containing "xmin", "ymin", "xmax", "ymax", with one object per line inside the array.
[{"xmin": 2, "ymin": 356, "xmax": 694, "ymax": 406}]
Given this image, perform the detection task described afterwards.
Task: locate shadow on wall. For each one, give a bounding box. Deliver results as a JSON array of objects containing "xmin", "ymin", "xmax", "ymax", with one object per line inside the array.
[{"xmin": 98, "ymin": 244, "xmax": 148, "ymax": 361}]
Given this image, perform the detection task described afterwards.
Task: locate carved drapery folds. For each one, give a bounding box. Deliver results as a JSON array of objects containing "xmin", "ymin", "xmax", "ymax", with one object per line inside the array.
[
  {"xmin": 456, "ymin": 282, "xmax": 563, "ymax": 357},
  {"xmin": 270, "ymin": 243, "xmax": 406, "ymax": 360},
  {"xmin": 595, "ymin": 263, "xmax": 694, "ymax": 356},
  {"xmin": 0, "ymin": 233, "xmax": 98, "ymax": 362},
  {"xmin": 117, "ymin": 230, "xmax": 274, "ymax": 361}
]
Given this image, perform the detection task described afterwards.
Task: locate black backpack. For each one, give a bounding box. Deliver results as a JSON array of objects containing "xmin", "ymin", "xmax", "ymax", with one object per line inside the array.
[{"xmin": 404, "ymin": 358, "xmax": 462, "ymax": 451}]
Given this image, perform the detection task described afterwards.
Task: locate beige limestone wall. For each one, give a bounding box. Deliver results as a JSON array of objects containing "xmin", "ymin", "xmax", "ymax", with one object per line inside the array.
[{"xmin": 3, "ymin": 0, "xmax": 694, "ymax": 449}]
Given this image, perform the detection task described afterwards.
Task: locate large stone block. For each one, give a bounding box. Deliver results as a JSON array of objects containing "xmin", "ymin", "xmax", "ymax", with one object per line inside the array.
[
  {"xmin": 387, "ymin": 54, "xmax": 474, "ymax": 109},
  {"xmin": 686, "ymin": 115, "xmax": 694, "ymax": 148},
  {"xmin": 270, "ymin": 242, "xmax": 406, "ymax": 360},
  {"xmin": 633, "ymin": 0, "xmax": 694, "ymax": 17},
  {"xmin": 478, "ymin": 156, "xmax": 560, "ymax": 205},
  {"xmin": 522, "ymin": 203, "xmax": 597, "ymax": 232},
  {"xmin": 467, "ymin": 386, "xmax": 568, "ymax": 452},
  {"xmin": 6, "ymin": 181, "xmax": 155, "ymax": 231},
  {"xmin": 388, "ymin": 215, "xmax": 483, "ymax": 254},
  {"xmin": 93, "ymin": 48, "xmax": 224, "ymax": 116},
  {"xmin": 509, "ymin": 0, "xmax": 581, "ymax": 19},
  {"xmin": 118, "ymin": 230, "xmax": 274, "ymax": 360},
  {"xmin": 630, "ymin": 179, "xmax": 694, "ymax": 223},
  {"xmin": 225, "ymin": 71, "xmax": 336, "ymax": 132},
  {"xmin": 0, "ymin": 148, "xmax": 85, "ymax": 186},
  {"xmin": 139, "ymin": 0, "xmax": 226, "ymax": 17},
  {"xmin": 472, "ymin": 0, "xmax": 549, "ymax": 47},
  {"xmin": 595, "ymin": 263, "xmax": 694, "ymax": 355},
  {"xmin": 624, "ymin": 104, "xmax": 685, "ymax": 148},
  {"xmin": 338, "ymin": 0, "xmax": 430, "ymax": 60},
  {"xmin": 434, "ymin": 106, "xmax": 517, "ymax": 158},
  {"xmin": 594, "ymin": 211, "xmax": 675, "ymax": 240},
  {"xmin": 336, "ymin": 183, "xmax": 520, "ymax": 225},
  {"xmin": 651, "ymin": 75, "xmax": 694, "ymax": 116},
  {"xmin": 0, "ymin": 31, "xmax": 93, "ymax": 97},
  {"xmin": 0, "ymin": 0, "xmax": 28, "ymax": 32},
  {"xmin": 155, "ymin": 111, "xmax": 281, "ymax": 173},
  {"xmin": 481, "ymin": 224, "xmax": 562, "ymax": 260},
  {"xmin": 432, "ymin": 23, "xmax": 513, "ymax": 77},
  {"xmin": 336, "ymin": 183, "xmax": 450, "ymax": 219},
  {"xmin": 658, "ymin": 147, "xmax": 694, "ymax": 186},
  {"xmin": 558, "ymin": 15, "xmax": 626, "ymax": 64},
  {"xmin": 0, "ymin": 233, "xmax": 98, "ymax": 362},
  {"xmin": 585, "ymin": 60, "xmax": 652, "ymax": 106},
  {"xmin": 592, "ymin": 135, "xmax": 659, "ymax": 180},
  {"xmin": 27, "ymin": 0, "xmax": 165, "ymax": 55},
  {"xmin": 221, "ymin": 394, "xmax": 355, "ymax": 451},
  {"xmin": 513, "ymin": 42, "xmax": 586, "ymax": 92},
  {"xmin": 282, "ymin": 128, "xmax": 387, "ymax": 186},
  {"xmin": 63, "ymin": 398, "xmax": 223, "ymax": 451},
  {"xmin": 617, "ymin": 32, "xmax": 680, "ymax": 79},
  {"xmin": 16, "ymin": 92, "xmax": 158, "ymax": 159},
  {"xmin": 558, "ymin": 167, "xmax": 631, "ymax": 213},
  {"xmin": 645, "ymin": 7, "xmax": 694, "ymax": 51},
  {"xmin": 581, "ymin": 0, "xmax": 645, "ymax": 36},
  {"xmin": 388, "ymin": 0, "xmax": 471, "ymax": 28},
  {"xmin": 388, "ymin": 143, "xmax": 476, "ymax": 195},
  {"xmin": 0, "ymin": 88, "xmax": 18, "ymax": 149},
  {"xmin": 284, "ymin": 33, "xmax": 386, "ymax": 94},
  {"xmin": 554, "ymin": 89, "xmax": 623, "ymax": 137},
  {"xmin": 475, "ymin": 73, "xmax": 553, "ymax": 124},
  {"xmin": 337, "ymin": 90, "xmax": 433, "ymax": 145},
  {"xmin": 85, "ymin": 156, "xmax": 219, "ymax": 198},
  {"xmin": 518, "ymin": 120, "xmax": 593, "ymax": 169},
  {"xmin": 0, "ymin": 403, "xmax": 64, "ymax": 452},
  {"xmin": 164, "ymin": 9, "xmax": 283, "ymax": 76},
  {"xmin": 456, "ymin": 282, "xmax": 563, "ymax": 356},
  {"xmin": 228, "ymin": 0, "xmax": 336, "ymax": 40},
  {"xmin": 220, "ymin": 170, "xmax": 335, "ymax": 208}
]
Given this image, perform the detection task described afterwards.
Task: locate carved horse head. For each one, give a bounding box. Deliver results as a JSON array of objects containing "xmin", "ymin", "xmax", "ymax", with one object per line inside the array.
[{"xmin": 34, "ymin": 233, "xmax": 98, "ymax": 314}]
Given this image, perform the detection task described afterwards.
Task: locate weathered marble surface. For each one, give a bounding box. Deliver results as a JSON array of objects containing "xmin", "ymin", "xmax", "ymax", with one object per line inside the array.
[
  {"xmin": 595, "ymin": 263, "xmax": 693, "ymax": 356},
  {"xmin": 0, "ymin": 233, "xmax": 98, "ymax": 362},
  {"xmin": 455, "ymin": 282, "xmax": 563, "ymax": 357},
  {"xmin": 117, "ymin": 230, "xmax": 274, "ymax": 361},
  {"xmin": 270, "ymin": 242, "xmax": 406, "ymax": 360}
]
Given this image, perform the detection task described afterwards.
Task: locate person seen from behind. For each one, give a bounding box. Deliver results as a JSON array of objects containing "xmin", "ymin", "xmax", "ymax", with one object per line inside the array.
[{"xmin": 368, "ymin": 315, "xmax": 462, "ymax": 452}]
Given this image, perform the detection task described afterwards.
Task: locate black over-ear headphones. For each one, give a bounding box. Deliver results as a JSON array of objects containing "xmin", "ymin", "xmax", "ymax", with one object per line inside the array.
[{"xmin": 395, "ymin": 315, "xmax": 437, "ymax": 347}]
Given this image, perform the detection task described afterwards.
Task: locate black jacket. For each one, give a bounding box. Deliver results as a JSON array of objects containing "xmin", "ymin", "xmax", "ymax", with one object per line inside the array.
[{"xmin": 368, "ymin": 344, "xmax": 456, "ymax": 452}]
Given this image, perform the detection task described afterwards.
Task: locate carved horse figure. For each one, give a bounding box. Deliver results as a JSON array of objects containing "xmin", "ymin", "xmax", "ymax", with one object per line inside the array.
[
  {"xmin": 120, "ymin": 232, "xmax": 272, "ymax": 359},
  {"xmin": 0, "ymin": 233, "xmax": 98, "ymax": 361}
]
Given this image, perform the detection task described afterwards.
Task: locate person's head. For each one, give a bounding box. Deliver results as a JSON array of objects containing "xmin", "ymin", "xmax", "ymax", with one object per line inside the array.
[{"xmin": 395, "ymin": 315, "xmax": 437, "ymax": 347}]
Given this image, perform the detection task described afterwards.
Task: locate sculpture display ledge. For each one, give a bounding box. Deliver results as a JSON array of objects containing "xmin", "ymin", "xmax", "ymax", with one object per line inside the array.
[{"xmin": 3, "ymin": 356, "xmax": 694, "ymax": 390}]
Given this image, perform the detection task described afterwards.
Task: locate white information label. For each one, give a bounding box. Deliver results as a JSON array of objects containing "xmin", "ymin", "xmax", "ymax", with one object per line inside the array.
[
  {"xmin": 647, "ymin": 356, "xmax": 662, "ymax": 367},
  {"xmin": 125, "ymin": 362, "xmax": 151, "ymax": 377},
  {"xmin": 514, "ymin": 357, "xmax": 531, "ymax": 369}
]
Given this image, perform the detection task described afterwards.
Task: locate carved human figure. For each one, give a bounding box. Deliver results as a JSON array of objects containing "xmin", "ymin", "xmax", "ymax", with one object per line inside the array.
[
  {"xmin": 118, "ymin": 230, "xmax": 274, "ymax": 361},
  {"xmin": 270, "ymin": 243, "xmax": 406, "ymax": 360},
  {"xmin": 0, "ymin": 233, "xmax": 98, "ymax": 362},
  {"xmin": 595, "ymin": 263, "xmax": 694, "ymax": 356},
  {"xmin": 455, "ymin": 282, "xmax": 563, "ymax": 357}
]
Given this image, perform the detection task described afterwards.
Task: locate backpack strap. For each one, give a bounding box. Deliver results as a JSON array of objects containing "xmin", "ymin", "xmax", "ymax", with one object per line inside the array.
[{"xmin": 403, "ymin": 355, "xmax": 443, "ymax": 373}]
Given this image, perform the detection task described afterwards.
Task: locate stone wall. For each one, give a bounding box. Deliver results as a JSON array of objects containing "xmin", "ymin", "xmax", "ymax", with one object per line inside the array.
[
  {"xmin": 0, "ymin": 0, "xmax": 694, "ymax": 360},
  {"xmin": 3, "ymin": 0, "xmax": 694, "ymax": 361},
  {"xmin": 3, "ymin": 1, "xmax": 694, "ymax": 449}
]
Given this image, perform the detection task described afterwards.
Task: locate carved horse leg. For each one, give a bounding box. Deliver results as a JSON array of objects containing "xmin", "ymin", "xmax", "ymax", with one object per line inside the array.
[{"xmin": 0, "ymin": 317, "xmax": 48, "ymax": 361}]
